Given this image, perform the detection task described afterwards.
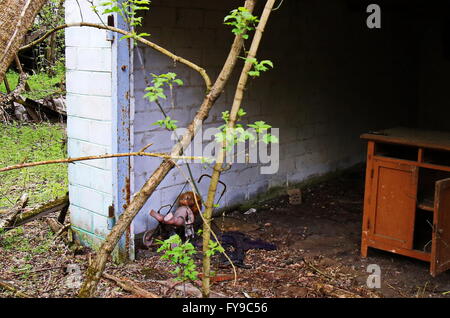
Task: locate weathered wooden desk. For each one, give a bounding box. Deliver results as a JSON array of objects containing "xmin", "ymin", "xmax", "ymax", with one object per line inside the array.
[{"xmin": 361, "ymin": 128, "xmax": 450, "ymax": 276}]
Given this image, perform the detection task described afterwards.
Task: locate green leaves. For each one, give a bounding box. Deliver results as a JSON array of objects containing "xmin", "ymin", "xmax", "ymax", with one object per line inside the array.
[
  {"xmin": 100, "ymin": 2, "xmax": 121, "ymax": 14},
  {"xmin": 0, "ymin": 123, "xmax": 68, "ymax": 207},
  {"xmin": 220, "ymin": 108, "xmax": 246, "ymax": 126},
  {"xmin": 248, "ymin": 121, "xmax": 278, "ymax": 144},
  {"xmin": 152, "ymin": 116, "xmax": 178, "ymax": 131},
  {"xmin": 248, "ymin": 121, "xmax": 271, "ymax": 134},
  {"xmin": 152, "ymin": 72, "xmax": 184, "ymax": 88},
  {"xmin": 206, "ymin": 240, "xmax": 224, "ymax": 257},
  {"xmin": 97, "ymin": 0, "xmax": 151, "ymax": 28},
  {"xmin": 144, "ymin": 86, "xmax": 166, "ymax": 102},
  {"xmin": 120, "ymin": 31, "xmax": 151, "ymax": 41},
  {"xmin": 243, "ymin": 58, "xmax": 274, "ymax": 77},
  {"xmin": 224, "ymin": 7, "xmax": 259, "ymax": 39},
  {"xmin": 156, "ymin": 234, "xmax": 226, "ymax": 283},
  {"xmin": 215, "ymin": 109, "xmax": 279, "ymax": 152},
  {"xmin": 156, "ymin": 234, "xmax": 199, "ymax": 282},
  {"xmin": 144, "ymin": 72, "xmax": 183, "ymax": 103},
  {"xmin": 262, "ymin": 133, "xmax": 279, "ymax": 144},
  {"xmin": 144, "ymin": 73, "xmax": 183, "ymax": 131}
]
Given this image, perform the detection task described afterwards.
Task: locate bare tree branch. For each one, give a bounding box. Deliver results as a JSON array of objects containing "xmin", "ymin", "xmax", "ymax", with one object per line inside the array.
[
  {"xmin": 0, "ymin": 152, "xmax": 206, "ymax": 173},
  {"xmin": 19, "ymin": 22, "xmax": 212, "ymax": 92},
  {"xmin": 201, "ymin": 0, "xmax": 277, "ymax": 298},
  {"xmin": 78, "ymin": 0, "xmax": 258, "ymax": 298}
]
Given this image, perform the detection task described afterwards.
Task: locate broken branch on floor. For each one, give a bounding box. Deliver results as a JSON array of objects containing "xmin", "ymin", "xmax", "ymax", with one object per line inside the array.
[
  {"xmin": 303, "ymin": 258, "xmax": 336, "ymax": 281},
  {"xmin": 313, "ymin": 282, "xmax": 362, "ymax": 298},
  {"xmin": 15, "ymin": 96, "xmax": 67, "ymax": 120},
  {"xmin": 0, "ymin": 278, "xmax": 31, "ymax": 298},
  {"xmin": 102, "ymin": 272, "xmax": 160, "ymax": 298},
  {"xmin": 0, "ymin": 193, "xmax": 28, "ymax": 230},
  {"xmin": 12, "ymin": 266, "xmax": 65, "ymax": 276},
  {"xmin": 45, "ymin": 217, "xmax": 83, "ymax": 253},
  {"xmin": 2, "ymin": 194, "xmax": 70, "ymax": 231},
  {"xmin": 0, "ymin": 72, "xmax": 28, "ymax": 106},
  {"xmin": 149, "ymin": 279, "xmax": 225, "ymax": 298}
]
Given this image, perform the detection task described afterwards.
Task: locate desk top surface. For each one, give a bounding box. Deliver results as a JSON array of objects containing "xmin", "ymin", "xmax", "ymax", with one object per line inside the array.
[{"xmin": 361, "ymin": 127, "xmax": 450, "ymax": 151}]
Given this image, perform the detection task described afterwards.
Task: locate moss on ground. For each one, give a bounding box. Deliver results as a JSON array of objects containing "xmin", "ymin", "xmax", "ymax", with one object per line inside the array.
[
  {"xmin": 0, "ymin": 123, "xmax": 68, "ymax": 208},
  {"xmin": 0, "ymin": 62, "xmax": 65, "ymax": 100}
]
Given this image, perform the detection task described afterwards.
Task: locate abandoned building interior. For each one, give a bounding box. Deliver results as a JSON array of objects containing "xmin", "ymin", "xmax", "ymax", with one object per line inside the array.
[{"xmin": 65, "ymin": 0, "xmax": 450, "ymax": 266}]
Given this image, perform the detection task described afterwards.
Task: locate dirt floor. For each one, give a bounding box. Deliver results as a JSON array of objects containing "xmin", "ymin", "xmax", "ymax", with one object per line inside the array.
[{"xmin": 1, "ymin": 166, "xmax": 450, "ymax": 298}]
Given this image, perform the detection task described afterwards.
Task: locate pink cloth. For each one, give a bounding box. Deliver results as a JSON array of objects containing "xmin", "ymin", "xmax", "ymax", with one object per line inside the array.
[{"xmin": 164, "ymin": 206, "xmax": 195, "ymax": 225}]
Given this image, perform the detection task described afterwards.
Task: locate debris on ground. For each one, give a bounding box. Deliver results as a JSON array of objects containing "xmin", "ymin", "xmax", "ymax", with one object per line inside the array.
[{"xmin": 1, "ymin": 167, "xmax": 450, "ymax": 298}]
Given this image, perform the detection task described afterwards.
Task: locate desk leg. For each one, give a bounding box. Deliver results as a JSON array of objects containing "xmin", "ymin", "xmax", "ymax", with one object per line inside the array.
[{"xmin": 361, "ymin": 141, "xmax": 374, "ymax": 258}]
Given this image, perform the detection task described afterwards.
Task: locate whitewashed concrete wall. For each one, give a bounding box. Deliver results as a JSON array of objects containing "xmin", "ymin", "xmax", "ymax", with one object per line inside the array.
[
  {"xmin": 65, "ymin": 0, "xmax": 114, "ymax": 248},
  {"xmin": 418, "ymin": 16, "xmax": 450, "ymax": 132},
  {"xmin": 130, "ymin": 0, "xmax": 416, "ymax": 234},
  {"xmin": 66, "ymin": 0, "xmax": 420, "ymax": 240}
]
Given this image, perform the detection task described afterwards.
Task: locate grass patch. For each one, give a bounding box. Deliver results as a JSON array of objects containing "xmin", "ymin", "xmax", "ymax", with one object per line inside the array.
[
  {"xmin": 0, "ymin": 62, "xmax": 65, "ymax": 100},
  {"xmin": 0, "ymin": 123, "xmax": 67, "ymax": 208}
]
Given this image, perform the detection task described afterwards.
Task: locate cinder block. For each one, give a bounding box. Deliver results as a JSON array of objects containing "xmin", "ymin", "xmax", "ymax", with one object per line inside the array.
[
  {"xmin": 65, "ymin": 47, "xmax": 77, "ymax": 70},
  {"xmin": 92, "ymin": 214, "xmax": 110, "ymax": 237},
  {"xmin": 287, "ymin": 170, "xmax": 308, "ymax": 185},
  {"xmin": 224, "ymin": 188, "xmax": 247, "ymax": 206},
  {"xmin": 203, "ymin": 48, "xmax": 228, "ymax": 68},
  {"xmin": 160, "ymin": 183, "xmax": 182, "ymax": 207},
  {"xmin": 76, "ymin": 47, "xmax": 112, "ymax": 72},
  {"xmin": 175, "ymin": 86, "xmax": 206, "ymax": 108},
  {"xmin": 68, "ymin": 138, "xmax": 111, "ymax": 170},
  {"xmin": 66, "ymin": 93, "xmax": 112, "ymax": 121},
  {"xmin": 133, "ymin": 157, "xmax": 161, "ymax": 179},
  {"xmin": 65, "ymin": 27, "xmax": 111, "ymax": 48},
  {"xmin": 247, "ymin": 180, "xmax": 269, "ymax": 200},
  {"xmin": 268, "ymin": 174, "xmax": 288, "ymax": 190},
  {"xmin": 142, "ymin": 47, "xmax": 173, "ymax": 70},
  {"xmin": 133, "ymin": 111, "xmax": 163, "ymax": 134},
  {"xmin": 133, "ymin": 91, "xmax": 168, "ymax": 114},
  {"xmin": 69, "ymin": 184, "xmax": 113, "ymax": 216},
  {"xmin": 163, "ymin": 107, "xmax": 193, "ymax": 128},
  {"xmin": 176, "ymin": 8, "xmax": 204, "ymax": 28},
  {"xmin": 69, "ymin": 205, "xmax": 93, "ymax": 232},
  {"xmin": 67, "ymin": 116, "xmax": 112, "ymax": 146},
  {"xmin": 141, "ymin": 7, "xmax": 176, "ymax": 28},
  {"xmin": 66, "ymin": 70, "xmax": 112, "ymax": 97},
  {"xmin": 65, "ymin": 0, "xmax": 108, "ymax": 24},
  {"xmin": 71, "ymin": 227, "xmax": 105, "ymax": 251},
  {"xmin": 204, "ymin": 10, "xmax": 226, "ymax": 28},
  {"xmin": 69, "ymin": 163, "xmax": 113, "ymax": 194},
  {"xmin": 133, "ymin": 208, "xmax": 151, "ymax": 234}
]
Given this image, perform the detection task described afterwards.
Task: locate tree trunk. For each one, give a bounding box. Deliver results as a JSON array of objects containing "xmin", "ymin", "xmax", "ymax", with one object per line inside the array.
[
  {"xmin": 78, "ymin": 0, "xmax": 258, "ymax": 298},
  {"xmin": 201, "ymin": 0, "xmax": 277, "ymax": 297},
  {"xmin": 0, "ymin": 279, "xmax": 31, "ymax": 298},
  {"xmin": 0, "ymin": 0, "xmax": 48, "ymax": 83}
]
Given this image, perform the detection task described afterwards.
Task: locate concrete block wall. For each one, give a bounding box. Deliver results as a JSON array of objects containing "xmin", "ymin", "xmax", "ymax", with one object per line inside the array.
[
  {"xmin": 65, "ymin": 0, "xmax": 114, "ymax": 247},
  {"xmin": 131, "ymin": 0, "xmax": 417, "ymax": 234},
  {"xmin": 63, "ymin": 0, "xmax": 450, "ymax": 251},
  {"xmin": 417, "ymin": 13, "xmax": 450, "ymax": 132}
]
